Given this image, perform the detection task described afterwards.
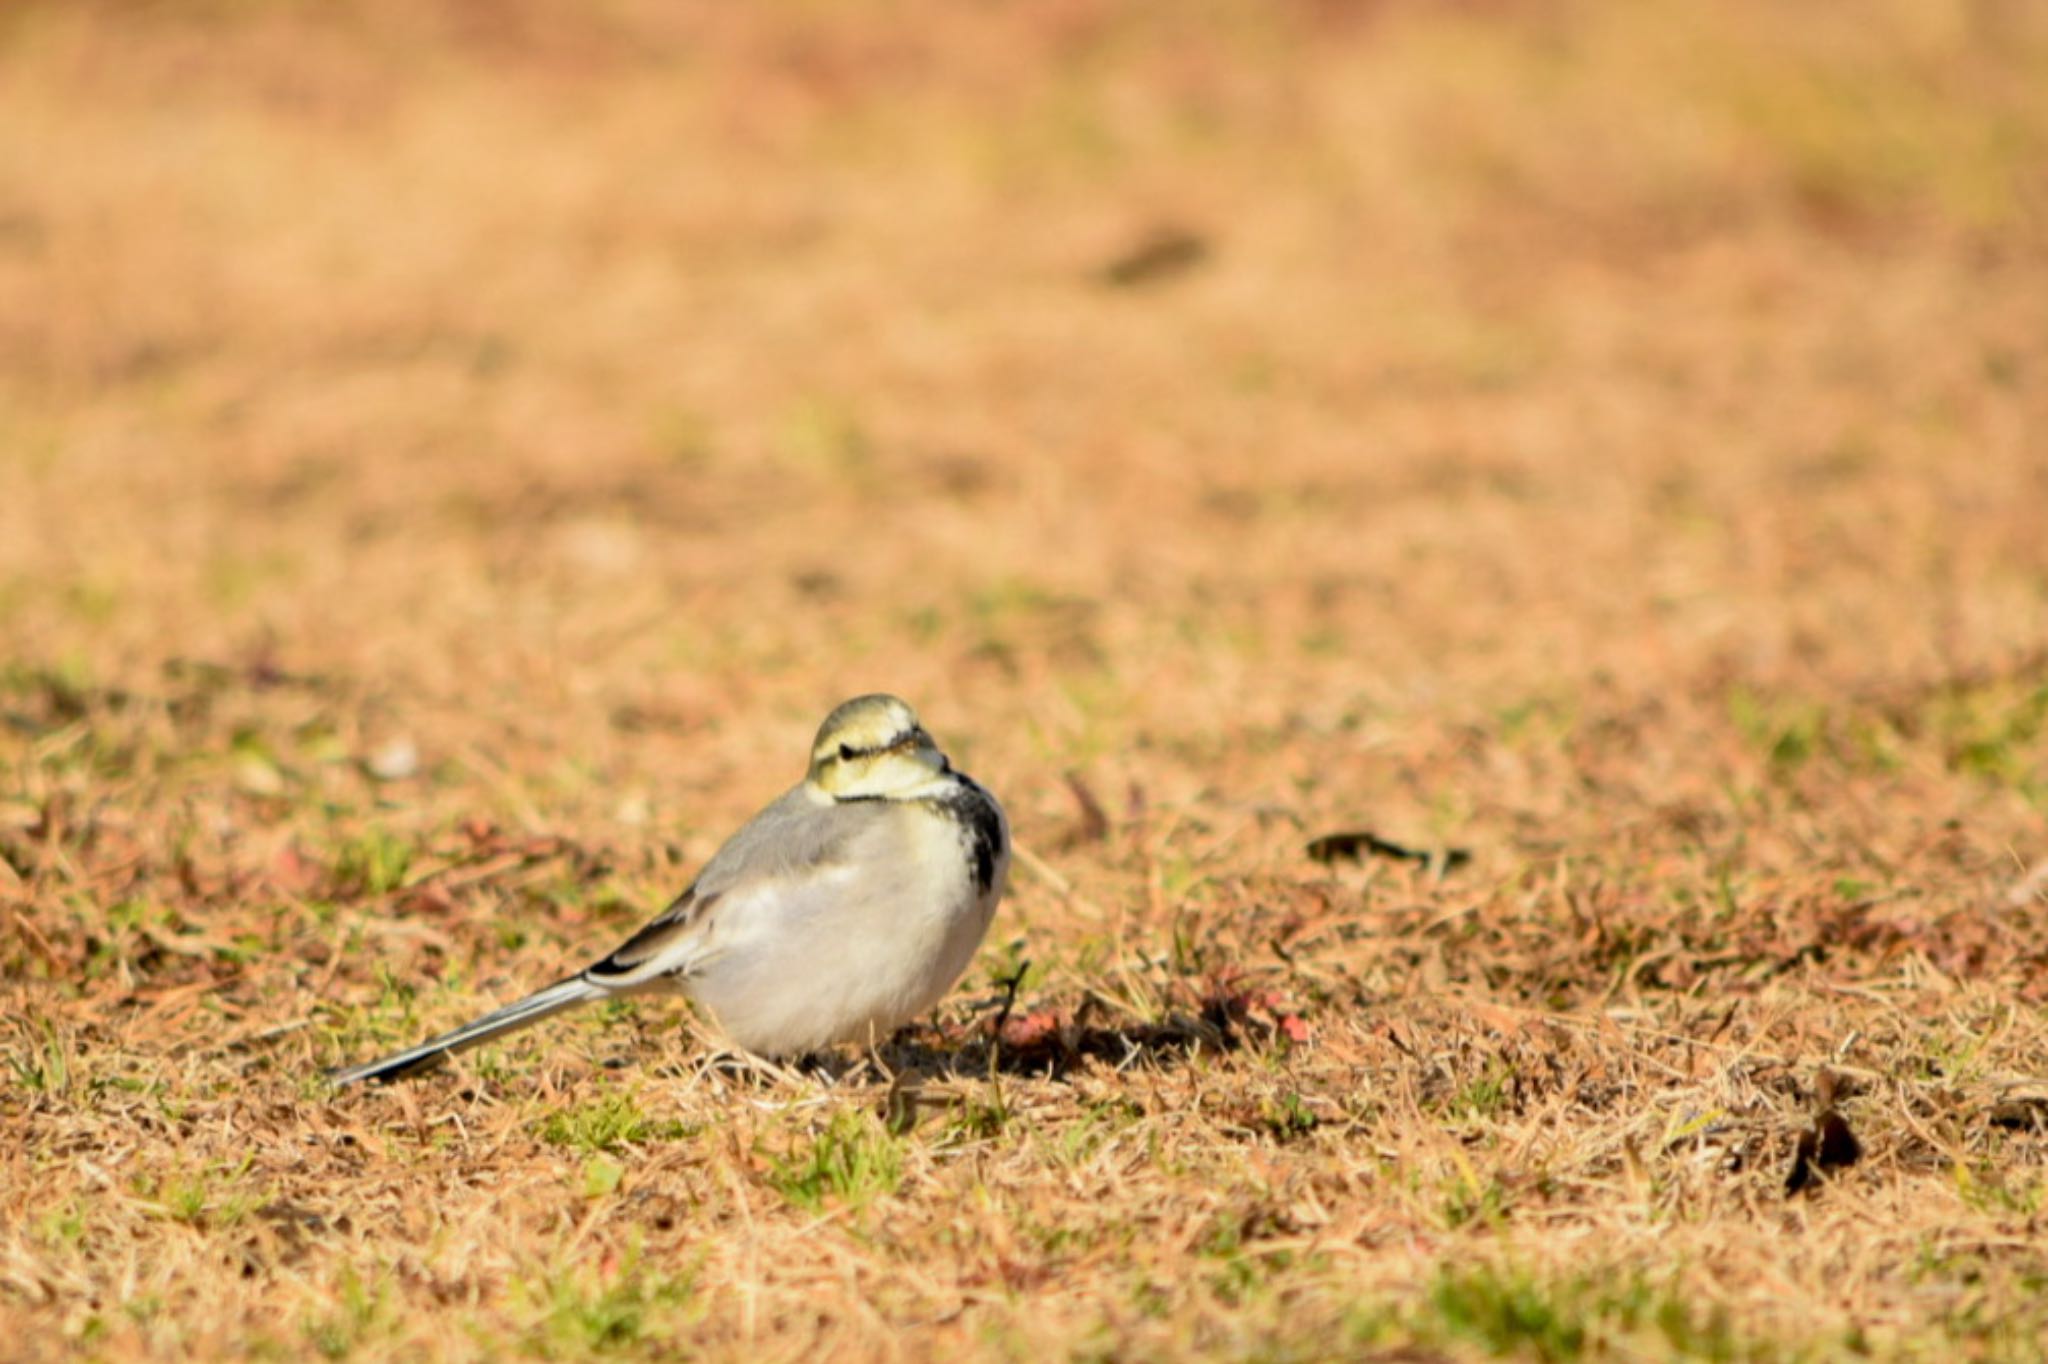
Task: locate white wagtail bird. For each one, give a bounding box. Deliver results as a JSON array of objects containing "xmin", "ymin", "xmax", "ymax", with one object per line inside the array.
[{"xmin": 329, "ymin": 695, "xmax": 1009, "ymax": 1085}]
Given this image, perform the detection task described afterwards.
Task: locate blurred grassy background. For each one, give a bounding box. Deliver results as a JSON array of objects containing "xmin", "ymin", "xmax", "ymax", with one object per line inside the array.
[
  {"xmin": 5, "ymin": 1, "xmax": 2043, "ymax": 720},
  {"xmin": 6, "ymin": 0, "xmax": 2041, "ymax": 856}
]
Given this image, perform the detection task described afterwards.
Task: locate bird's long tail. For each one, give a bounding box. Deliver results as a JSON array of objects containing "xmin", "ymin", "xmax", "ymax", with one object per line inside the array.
[{"xmin": 327, "ymin": 975, "xmax": 611, "ymax": 1086}]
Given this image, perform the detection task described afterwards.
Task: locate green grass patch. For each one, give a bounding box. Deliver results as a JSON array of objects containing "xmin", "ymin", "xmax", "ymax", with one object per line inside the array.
[
  {"xmin": 535, "ymin": 1090, "xmax": 696, "ymax": 1155},
  {"xmin": 765, "ymin": 1109, "xmax": 906, "ymax": 1212}
]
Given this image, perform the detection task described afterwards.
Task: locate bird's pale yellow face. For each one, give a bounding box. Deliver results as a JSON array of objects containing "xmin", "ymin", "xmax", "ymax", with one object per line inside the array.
[{"xmin": 807, "ymin": 694, "xmax": 950, "ymax": 799}]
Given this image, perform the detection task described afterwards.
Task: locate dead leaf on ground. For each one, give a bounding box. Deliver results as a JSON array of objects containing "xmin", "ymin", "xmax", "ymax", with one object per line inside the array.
[
  {"xmin": 1785, "ymin": 1111, "xmax": 1863, "ymax": 1195},
  {"xmin": 1095, "ymin": 227, "xmax": 1210, "ymax": 289},
  {"xmin": 1306, "ymin": 830, "xmax": 1472, "ymax": 874}
]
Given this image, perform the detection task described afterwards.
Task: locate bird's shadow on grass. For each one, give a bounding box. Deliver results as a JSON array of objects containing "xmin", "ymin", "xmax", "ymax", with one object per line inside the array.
[
  {"xmin": 936, "ymin": 1009, "xmax": 1237, "ymax": 1082},
  {"xmin": 705, "ymin": 991, "xmax": 1283, "ymax": 1090}
]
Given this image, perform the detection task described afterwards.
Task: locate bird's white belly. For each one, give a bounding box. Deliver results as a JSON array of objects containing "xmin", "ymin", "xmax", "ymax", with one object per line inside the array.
[{"xmin": 682, "ymin": 816, "xmax": 995, "ymax": 1056}]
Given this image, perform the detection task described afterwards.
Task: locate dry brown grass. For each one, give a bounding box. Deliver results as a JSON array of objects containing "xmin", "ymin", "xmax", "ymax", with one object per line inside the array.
[{"xmin": 4, "ymin": 1, "xmax": 2048, "ymax": 1359}]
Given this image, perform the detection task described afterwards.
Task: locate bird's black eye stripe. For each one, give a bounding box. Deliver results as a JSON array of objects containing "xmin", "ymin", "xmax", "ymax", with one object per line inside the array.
[{"xmin": 835, "ymin": 729, "xmax": 925, "ymax": 763}]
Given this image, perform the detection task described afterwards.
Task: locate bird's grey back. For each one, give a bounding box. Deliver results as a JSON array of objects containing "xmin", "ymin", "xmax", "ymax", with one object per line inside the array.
[{"xmin": 691, "ymin": 785, "xmax": 884, "ymax": 893}]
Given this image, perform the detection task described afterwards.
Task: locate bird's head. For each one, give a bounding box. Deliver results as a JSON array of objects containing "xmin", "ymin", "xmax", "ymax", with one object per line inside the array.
[{"xmin": 806, "ymin": 694, "xmax": 951, "ymax": 800}]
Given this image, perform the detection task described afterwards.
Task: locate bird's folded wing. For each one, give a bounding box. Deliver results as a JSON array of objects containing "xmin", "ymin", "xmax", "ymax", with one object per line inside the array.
[
  {"xmin": 582, "ymin": 847, "xmax": 875, "ymax": 990},
  {"xmin": 582, "ymin": 793, "xmax": 885, "ymax": 989},
  {"xmin": 583, "ymin": 886, "xmax": 720, "ymax": 986}
]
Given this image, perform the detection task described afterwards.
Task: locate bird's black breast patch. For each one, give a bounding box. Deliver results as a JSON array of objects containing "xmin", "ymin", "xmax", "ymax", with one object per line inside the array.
[{"xmin": 943, "ymin": 778, "xmax": 1006, "ymax": 896}]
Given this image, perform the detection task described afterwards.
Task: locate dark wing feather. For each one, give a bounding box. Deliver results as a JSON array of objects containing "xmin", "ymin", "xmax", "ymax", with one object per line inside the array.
[
  {"xmin": 576, "ymin": 786, "xmax": 883, "ymax": 988},
  {"xmin": 583, "ymin": 887, "xmax": 720, "ymax": 983}
]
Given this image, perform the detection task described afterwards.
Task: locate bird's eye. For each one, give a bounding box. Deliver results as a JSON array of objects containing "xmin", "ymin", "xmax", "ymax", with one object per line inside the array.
[{"xmin": 837, "ymin": 743, "xmax": 856, "ymax": 761}]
